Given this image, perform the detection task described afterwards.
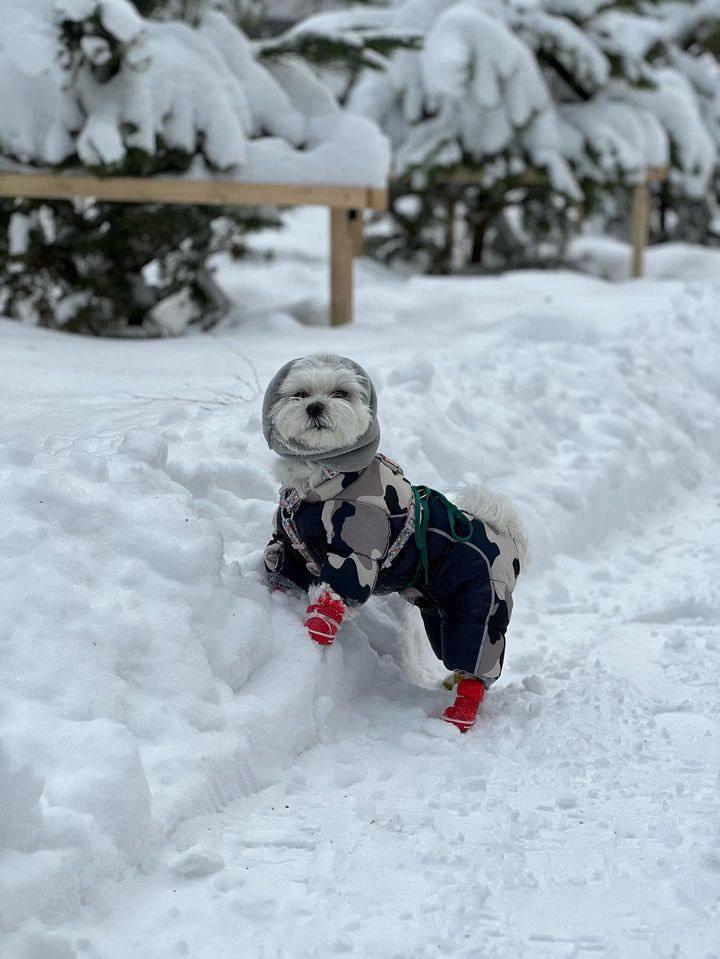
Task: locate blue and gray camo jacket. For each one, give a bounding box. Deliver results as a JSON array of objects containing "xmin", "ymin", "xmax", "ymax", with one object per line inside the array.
[{"xmin": 264, "ymin": 454, "xmax": 520, "ymax": 685}]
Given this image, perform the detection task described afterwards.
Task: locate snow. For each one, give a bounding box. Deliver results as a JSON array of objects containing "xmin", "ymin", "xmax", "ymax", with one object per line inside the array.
[
  {"xmin": 628, "ymin": 68, "xmax": 716, "ymax": 198},
  {"xmin": 560, "ymin": 97, "xmax": 668, "ymax": 182},
  {"xmin": 520, "ymin": 10, "xmax": 610, "ymax": 94},
  {"xmin": 590, "ymin": 9, "xmax": 667, "ymax": 69},
  {"xmin": 0, "ymin": 742, "xmax": 44, "ymax": 853},
  {"xmin": 2, "ymin": 208, "xmax": 720, "ymax": 955},
  {"xmin": 569, "ymin": 235, "xmax": 720, "ymax": 281},
  {"xmin": 8, "ymin": 213, "xmax": 31, "ymax": 257},
  {"xmin": 0, "ymin": 2, "xmax": 389, "ymax": 187},
  {"xmin": 269, "ymin": 6, "xmax": 397, "ymax": 44},
  {"xmin": 96, "ymin": 0, "xmax": 144, "ymax": 44}
]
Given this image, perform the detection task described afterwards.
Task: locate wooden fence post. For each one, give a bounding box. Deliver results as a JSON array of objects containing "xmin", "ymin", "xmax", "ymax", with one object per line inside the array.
[
  {"xmin": 330, "ymin": 207, "xmax": 356, "ymax": 326},
  {"xmin": 630, "ymin": 181, "xmax": 650, "ymax": 278}
]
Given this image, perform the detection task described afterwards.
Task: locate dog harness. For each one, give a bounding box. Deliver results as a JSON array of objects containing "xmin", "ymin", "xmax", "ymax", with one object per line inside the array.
[{"xmin": 410, "ymin": 485, "xmax": 475, "ymax": 586}]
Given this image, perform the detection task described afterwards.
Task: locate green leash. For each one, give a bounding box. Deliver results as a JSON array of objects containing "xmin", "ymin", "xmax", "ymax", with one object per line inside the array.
[{"xmin": 410, "ymin": 485, "xmax": 474, "ymax": 585}]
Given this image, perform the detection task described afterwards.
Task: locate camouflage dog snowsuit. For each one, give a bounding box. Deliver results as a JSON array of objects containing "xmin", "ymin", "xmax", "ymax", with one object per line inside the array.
[{"xmin": 264, "ymin": 453, "xmax": 521, "ymax": 686}]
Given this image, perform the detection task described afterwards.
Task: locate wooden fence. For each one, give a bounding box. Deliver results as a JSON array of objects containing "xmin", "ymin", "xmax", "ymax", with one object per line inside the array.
[
  {"xmin": 0, "ymin": 165, "xmax": 668, "ymax": 329},
  {"xmin": 0, "ymin": 173, "xmax": 387, "ymax": 327},
  {"xmin": 438, "ymin": 165, "xmax": 669, "ymax": 278}
]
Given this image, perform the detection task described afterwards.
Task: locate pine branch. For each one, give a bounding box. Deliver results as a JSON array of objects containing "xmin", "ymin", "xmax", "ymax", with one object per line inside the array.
[{"xmin": 537, "ymin": 50, "xmax": 592, "ymax": 102}]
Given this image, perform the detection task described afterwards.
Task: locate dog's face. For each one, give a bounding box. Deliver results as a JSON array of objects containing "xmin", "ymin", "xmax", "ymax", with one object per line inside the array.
[{"xmin": 271, "ymin": 355, "xmax": 371, "ymax": 452}]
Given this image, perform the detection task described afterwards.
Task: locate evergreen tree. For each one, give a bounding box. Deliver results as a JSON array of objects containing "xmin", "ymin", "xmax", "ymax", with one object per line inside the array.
[
  {"xmin": 645, "ymin": 0, "xmax": 720, "ymax": 243},
  {"xmin": 345, "ymin": 0, "xmax": 583, "ymax": 271},
  {"xmin": 298, "ymin": 0, "xmax": 720, "ymax": 270},
  {"xmin": 257, "ymin": 2, "xmax": 421, "ymax": 104},
  {"xmin": 0, "ymin": 0, "xmax": 268, "ymax": 334},
  {"xmin": 532, "ymin": 0, "xmax": 718, "ymax": 244},
  {"xmin": 0, "ymin": 0, "xmax": 384, "ymax": 334}
]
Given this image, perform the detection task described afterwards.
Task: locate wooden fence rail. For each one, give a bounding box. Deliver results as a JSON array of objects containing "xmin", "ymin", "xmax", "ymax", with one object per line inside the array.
[
  {"xmin": 0, "ymin": 173, "xmax": 388, "ymax": 327},
  {"xmin": 0, "ymin": 165, "xmax": 668, "ymax": 330}
]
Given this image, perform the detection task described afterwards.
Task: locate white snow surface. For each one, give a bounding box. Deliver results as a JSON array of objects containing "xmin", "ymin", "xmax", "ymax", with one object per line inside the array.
[
  {"xmin": 569, "ymin": 234, "xmax": 720, "ymax": 282},
  {"xmin": 2, "ymin": 211, "xmax": 720, "ymax": 957}
]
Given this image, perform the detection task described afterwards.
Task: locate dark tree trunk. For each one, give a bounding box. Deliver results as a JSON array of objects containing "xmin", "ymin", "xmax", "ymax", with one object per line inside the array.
[
  {"xmin": 442, "ymin": 197, "xmax": 456, "ymax": 273},
  {"xmin": 470, "ymin": 214, "xmax": 489, "ymax": 265},
  {"xmin": 659, "ymin": 182, "xmax": 669, "ymax": 241}
]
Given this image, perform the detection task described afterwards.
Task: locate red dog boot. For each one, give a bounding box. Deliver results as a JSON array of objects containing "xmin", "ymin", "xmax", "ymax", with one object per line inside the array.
[
  {"xmin": 305, "ymin": 589, "xmax": 345, "ymax": 646},
  {"xmin": 442, "ymin": 677, "xmax": 486, "ymax": 732}
]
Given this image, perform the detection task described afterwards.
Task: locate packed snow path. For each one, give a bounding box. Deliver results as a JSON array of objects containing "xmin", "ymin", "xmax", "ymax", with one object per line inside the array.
[
  {"xmin": 53, "ymin": 484, "xmax": 720, "ymax": 959},
  {"xmin": 66, "ymin": 484, "xmax": 720, "ymax": 959},
  {"xmin": 2, "ymin": 216, "xmax": 720, "ymax": 957}
]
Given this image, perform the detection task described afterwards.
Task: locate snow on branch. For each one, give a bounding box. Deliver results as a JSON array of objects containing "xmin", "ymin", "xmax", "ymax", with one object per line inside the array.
[
  {"xmin": 339, "ymin": 0, "xmax": 719, "ymax": 198},
  {"xmin": 347, "ymin": 0, "xmax": 579, "ymax": 195},
  {"xmin": 0, "ymin": 0, "xmax": 390, "ymax": 187}
]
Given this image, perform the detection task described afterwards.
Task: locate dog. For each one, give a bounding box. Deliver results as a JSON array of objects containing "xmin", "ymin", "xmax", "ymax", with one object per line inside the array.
[{"xmin": 262, "ymin": 353, "xmax": 527, "ymax": 731}]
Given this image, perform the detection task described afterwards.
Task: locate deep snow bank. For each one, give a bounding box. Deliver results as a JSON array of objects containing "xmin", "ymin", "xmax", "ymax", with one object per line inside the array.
[
  {"xmin": 0, "ymin": 371, "xmax": 384, "ymax": 935},
  {"xmin": 1, "ymin": 221, "xmax": 720, "ymax": 947}
]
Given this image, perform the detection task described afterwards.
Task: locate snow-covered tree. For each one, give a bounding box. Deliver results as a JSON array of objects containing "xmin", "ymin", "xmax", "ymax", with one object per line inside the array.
[
  {"xmin": 343, "ymin": 0, "xmax": 587, "ymax": 270},
  {"xmin": 644, "ymin": 0, "xmax": 720, "ymax": 242},
  {"xmin": 0, "ymin": 0, "xmax": 387, "ymax": 334},
  {"xmin": 257, "ymin": 6, "xmax": 421, "ymax": 108},
  {"xmin": 539, "ymin": 0, "xmax": 718, "ymax": 243},
  {"xmin": 296, "ymin": 0, "xmax": 720, "ymax": 270}
]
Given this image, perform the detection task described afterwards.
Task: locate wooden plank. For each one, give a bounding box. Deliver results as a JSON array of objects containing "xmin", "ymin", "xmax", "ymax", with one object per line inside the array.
[
  {"xmin": 0, "ymin": 172, "xmax": 379, "ymax": 210},
  {"xmin": 438, "ymin": 167, "xmax": 548, "ymax": 187},
  {"xmin": 366, "ymin": 187, "xmax": 388, "ymax": 211},
  {"xmin": 630, "ymin": 182, "xmax": 650, "ymax": 278},
  {"xmin": 330, "ymin": 208, "xmax": 355, "ymax": 326},
  {"xmin": 440, "ymin": 165, "xmax": 668, "ymax": 188}
]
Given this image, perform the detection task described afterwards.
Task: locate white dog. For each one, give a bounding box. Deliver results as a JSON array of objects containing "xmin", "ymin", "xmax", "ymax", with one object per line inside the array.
[{"xmin": 262, "ymin": 353, "xmax": 527, "ymax": 732}]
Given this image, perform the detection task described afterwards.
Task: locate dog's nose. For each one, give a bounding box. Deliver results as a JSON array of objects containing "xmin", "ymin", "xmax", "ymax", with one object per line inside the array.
[{"xmin": 306, "ymin": 401, "xmax": 325, "ymax": 418}]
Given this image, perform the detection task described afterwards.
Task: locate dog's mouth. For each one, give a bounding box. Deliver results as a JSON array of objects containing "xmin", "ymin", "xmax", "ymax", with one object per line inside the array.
[
  {"xmin": 291, "ymin": 414, "xmax": 340, "ymax": 449},
  {"xmin": 307, "ymin": 415, "xmax": 333, "ymax": 431}
]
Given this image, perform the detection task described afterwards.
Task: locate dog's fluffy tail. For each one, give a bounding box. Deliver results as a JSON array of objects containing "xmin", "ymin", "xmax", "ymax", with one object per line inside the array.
[{"xmin": 453, "ymin": 485, "xmax": 530, "ymax": 569}]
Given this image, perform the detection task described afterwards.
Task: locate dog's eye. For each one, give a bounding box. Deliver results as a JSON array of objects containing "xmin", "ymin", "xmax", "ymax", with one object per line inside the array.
[
  {"xmin": 293, "ymin": 391, "xmax": 308, "ymax": 399},
  {"xmin": 330, "ymin": 390, "xmax": 348, "ymax": 399}
]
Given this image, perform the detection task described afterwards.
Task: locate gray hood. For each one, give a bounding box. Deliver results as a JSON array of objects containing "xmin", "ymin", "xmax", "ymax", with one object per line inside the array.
[{"xmin": 262, "ymin": 354, "xmax": 380, "ymax": 474}]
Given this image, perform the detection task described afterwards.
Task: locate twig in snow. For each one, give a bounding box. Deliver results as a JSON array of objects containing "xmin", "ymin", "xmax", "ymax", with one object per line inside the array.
[{"xmin": 208, "ymin": 332, "xmax": 263, "ymax": 399}]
